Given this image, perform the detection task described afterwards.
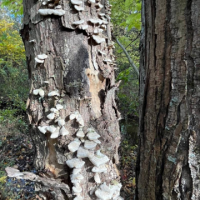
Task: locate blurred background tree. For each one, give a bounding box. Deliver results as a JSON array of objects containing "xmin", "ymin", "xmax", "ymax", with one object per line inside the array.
[{"xmin": 0, "ymin": 3, "xmax": 28, "ymax": 134}]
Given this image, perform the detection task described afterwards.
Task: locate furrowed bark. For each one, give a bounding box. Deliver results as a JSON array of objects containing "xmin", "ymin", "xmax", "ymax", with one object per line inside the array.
[
  {"xmin": 21, "ymin": 0, "xmax": 122, "ymax": 199},
  {"xmin": 136, "ymin": 0, "xmax": 200, "ymax": 199}
]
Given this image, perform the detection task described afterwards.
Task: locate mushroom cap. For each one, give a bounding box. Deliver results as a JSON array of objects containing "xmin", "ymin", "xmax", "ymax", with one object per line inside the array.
[
  {"xmin": 60, "ymin": 126, "xmax": 69, "ymax": 136},
  {"xmin": 84, "ymin": 140, "xmax": 97, "ymax": 149},
  {"xmin": 37, "ymin": 54, "xmax": 48, "ymax": 60},
  {"xmin": 66, "ymin": 158, "xmax": 85, "ymax": 168},
  {"xmin": 38, "ymin": 9, "xmax": 65, "ymax": 16},
  {"xmin": 92, "ymin": 35, "xmax": 105, "ymax": 44},
  {"xmin": 71, "ymin": 0, "xmax": 82, "ymax": 5},
  {"xmin": 68, "ymin": 139, "xmax": 81, "ymax": 152},
  {"xmin": 73, "ymin": 20, "xmax": 85, "ymax": 25},
  {"xmin": 89, "ymin": 152, "xmax": 109, "ymax": 167},
  {"xmin": 35, "ymin": 57, "xmax": 44, "ymax": 64},
  {"xmin": 50, "ymin": 127, "xmax": 60, "ymax": 138}
]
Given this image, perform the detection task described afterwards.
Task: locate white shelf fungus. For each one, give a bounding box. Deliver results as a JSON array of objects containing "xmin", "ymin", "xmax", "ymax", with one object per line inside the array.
[
  {"xmin": 38, "ymin": 9, "xmax": 65, "ymax": 16},
  {"xmin": 71, "ymin": 0, "xmax": 82, "ymax": 5},
  {"xmin": 92, "ymin": 165, "xmax": 107, "ymax": 173},
  {"xmin": 37, "ymin": 54, "xmax": 48, "ymax": 60},
  {"xmin": 47, "ymin": 112, "xmax": 55, "ymax": 120},
  {"xmin": 50, "ymin": 127, "xmax": 60, "ymax": 138},
  {"xmin": 95, "ymin": 3, "xmax": 103, "ymax": 8},
  {"xmin": 92, "ymin": 35, "xmax": 105, "ymax": 44},
  {"xmin": 48, "ymin": 90, "xmax": 60, "ymax": 97},
  {"xmin": 87, "ymin": 128, "xmax": 100, "ymax": 140},
  {"xmin": 69, "ymin": 111, "xmax": 84, "ymax": 127},
  {"xmin": 33, "ymin": 88, "xmax": 45, "ymax": 97},
  {"xmin": 77, "ymin": 146, "xmax": 93, "ymax": 158},
  {"xmin": 56, "ymin": 104, "xmax": 63, "ymax": 110},
  {"xmin": 71, "ymin": 174, "xmax": 84, "ymax": 185},
  {"xmin": 35, "ymin": 57, "xmax": 44, "ymax": 64},
  {"xmin": 84, "ymin": 140, "xmax": 97, "ymax": 149},
  {"xmin": 50, "ymin": 108, "xmax": 58, "ymax": 113},
  {"xmin": 60, "ymin": 126, "xmax": 69, "ymax": 136},
  {"xmin": 72, "ymin": 184, "xmax": 82, "ymax": 193},
  {"xmin": 46, "ymin": 125, "xmax": 56, "ymax": 133},
  {"xmin": 88, "ymin": 0, "xmax": 96, "ymax": 3},
  {"xmin": 72, "ymin": 168, "xmax": 82, "ymax": 175},
  {"xmin": 66, "ymin": 158, "xmax": 85, "ymax": 168},
  {"xmin": 76, "ymin": 128, "xmax": 85, "ymax": 138},
  {"xmin": 94, "ymin": 173, "xmax": 101, "ymax": 184},
  {"xmin": 94, "ymin": 139, "xmax": 101, "ymax": 144},
  {"xmin": 79, "ymin": 24, "xmax": 88, "ymax": 30},
  {"xmin": 74, "ymin": 5, "xmax": 84, "ymax": 11},
  {"xmin": 38, "ymin": 126, "xmax": 48, "ymax": 134},
  {"xmin": 68, "ymin": 139, "xmax": 81, "ymax": 152},
  {"xmin": 89, "ymin": 151, "xmax": 109, "ymax": 167},
  {"xmin": 88, "ymin": 19, "xmax": 102, "ymax": 24},
  {"xmin": 73, "ymin": 20, "xmax": 84, "ymax": 25},
  {"xmin": 57, "ymin": 118, "xmax": 65, "ymax": 127}
]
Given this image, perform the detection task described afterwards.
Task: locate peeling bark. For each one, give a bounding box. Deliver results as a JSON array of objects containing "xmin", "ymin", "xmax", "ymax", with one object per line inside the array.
[
  {"xmin": 21, "ymin": 0, "xmax": 122, "ymax": 199},
  {"xmin": 136, "ymin": 0, "xmax": 200, "ymax": 199}
]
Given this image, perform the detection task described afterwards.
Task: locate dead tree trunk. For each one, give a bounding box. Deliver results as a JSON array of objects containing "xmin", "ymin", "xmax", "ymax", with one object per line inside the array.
[
  {"xmin": 21, "ymin": 0, "xmax": 122, "ymax": 199},
  {"xmin": 136, "ymin": 0, "xmax": 200, "ymax": 199}
]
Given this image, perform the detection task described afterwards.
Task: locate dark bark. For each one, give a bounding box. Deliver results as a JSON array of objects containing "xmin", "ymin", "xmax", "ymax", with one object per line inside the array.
[
  {"xmin": 136, "ymin": 0, "xmax": 200, "ymax": 199},
  {"xmin": 21, "ymin": 0, "xmax": 122, "ymax": 199}
]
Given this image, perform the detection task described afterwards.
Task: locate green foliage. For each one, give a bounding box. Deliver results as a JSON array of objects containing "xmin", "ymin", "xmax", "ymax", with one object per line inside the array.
[
  {"xmin": 111, "ymin": 0, "xmax": 141, "ymax": 31},
  {"xmin": 0, "ymin": 15, "xmax": 28, "ymax": 134},
  {"xmin": 110, "ymin": 0, "xmax": 141, "ymax": 117},
  {"xmin": 1, "ymin": 0, "xmax": 23, "ymax": 16}
]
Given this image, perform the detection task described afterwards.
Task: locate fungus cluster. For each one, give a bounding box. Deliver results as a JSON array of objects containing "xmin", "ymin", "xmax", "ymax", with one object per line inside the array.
[{"xmin": 34, "ymin": 0, "xmax": 120, "ymax": 199}]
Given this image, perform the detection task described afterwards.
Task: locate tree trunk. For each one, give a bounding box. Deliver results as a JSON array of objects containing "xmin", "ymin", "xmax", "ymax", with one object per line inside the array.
[
  {"xmin": 21, "ymin": 0, "xmax": 122, "ymax": 199},
  {"xmin": 136, "ymin": 0, "xmax": 200, "ymax": 199}
]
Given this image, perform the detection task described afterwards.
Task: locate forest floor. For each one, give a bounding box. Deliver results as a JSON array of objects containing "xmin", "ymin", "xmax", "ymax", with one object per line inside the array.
[{"xmin": 0, "ymin": 125, "xmax": 136, "ymax": 200}]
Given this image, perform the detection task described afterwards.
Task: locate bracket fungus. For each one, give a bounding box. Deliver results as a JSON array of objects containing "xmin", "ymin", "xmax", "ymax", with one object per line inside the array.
[
  {"xmin": 88, "ymin": 19, "xmax": 103, "ymax": 25},
  {"xmin": 77, "ymin": 146, "xmax": 93, "ymax": 158},
  {"xmin": 68, "ymin": 139, "xmax": 81, "ymax": 152},
  {"xmin": 38, "ymin": 126, "xmax": 48, "ymax": 134},
  {"xmin": 89, "ymin": 151, "xmax": 109, "ymax": 167},
  {"xmin": 73, "ymin": 20, "xmax": 85, "ymax": 25},
  {"xmin": 48, "ymin": 90, "xmax": 60, "ymax": 97},
  {"xmin": 35, "ymin": 57, "xmax": 44, "ymax": 64},
  {"xmin": 71, "ymin": 0, "xmax": 83, "ymax": 5},
  {"xmin": 74, "ymin": 5, "xmax": 84, "ymax": 11},
  {"xmin": 92, "ymin": 165, "xmax": 107, "ymax": 173},
  {"xmin": 38, "ymin": 9, "xmax": 65, "ymax": 16},
  {"xmin": 50, "ymin": 126, "xmax": 60, "ymax": 138},
  {"xmin": 69, "ymin": 111, "xmax": 84, "ymax": 127},
  {"xmin": 72, "ymin": 184, "xmax": 82, "ymax": 193},
  {"xmin": 47, "ymin": 112, "xmax": 55, "ymax": 120},
  {"xmin": 33, "ymin": 88, "xmax": 45, "ymax": 98},
  {"xmin": 94, "ymin": 173, "xmax": 101, "ymax": 184},
  {"xmin": 88, "ymin": 0, "xmax": 96, "ymax": 4},
  {"xmin": 84, "ymin": 140, "xmax": 97, "ymax": 149},
  {"xmin": 87, "ymin": 128, "xmax": 100, "ymax": 140},
  {"xmin": 60, "ymin": 126, "xmax": 69, "ymax": 136},
  {"xmin": 76, "ymin": 128, "xmax": 85, "ymax": 138},
  {"xmin": 79, "ymin": 24, "xmax": 89, "ymax": 30},
  {"xmin": 92, "ymin": 35, "xmax": 105, "ymax": 44},
  {"xmin": 46, "ymin": 125, "xmax": 57, "ymax": 134},
  {"xmin": 66, "ymin": 158, "xmax": 85, "ymax": 168}
]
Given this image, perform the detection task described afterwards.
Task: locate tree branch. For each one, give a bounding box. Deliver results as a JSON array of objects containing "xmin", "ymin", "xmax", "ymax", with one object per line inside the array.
[{"xmin": 116, "ymin": 38, "xmax": 139, "ymax": 77}]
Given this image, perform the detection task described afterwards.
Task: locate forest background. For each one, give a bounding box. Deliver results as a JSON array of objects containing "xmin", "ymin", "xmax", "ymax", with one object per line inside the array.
[{"xmin": 0, "ymin": 0, "xmax": 141, "ymax": 199}]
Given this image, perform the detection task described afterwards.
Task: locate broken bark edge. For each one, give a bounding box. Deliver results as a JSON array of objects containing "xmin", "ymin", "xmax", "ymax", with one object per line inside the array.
[{"xmin": 5, "ymin": 167, "xmax": 72, "ymax": 199}]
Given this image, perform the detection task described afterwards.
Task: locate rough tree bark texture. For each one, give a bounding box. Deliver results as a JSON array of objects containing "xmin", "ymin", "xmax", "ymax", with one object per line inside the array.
[
  {"xmin": 20, "ymin": 0, "xmax": 122, "ymax": 199},
  {"xmin": 136, "ymin": 0, "xmax": 200, "ymax": 200}
]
